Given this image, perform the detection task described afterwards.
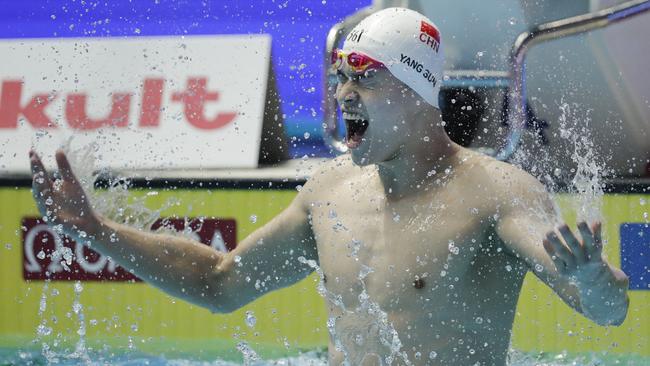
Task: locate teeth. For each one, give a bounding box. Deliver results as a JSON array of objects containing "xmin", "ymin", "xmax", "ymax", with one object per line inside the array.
[{"xmin": 343, "ymin": 112, "xmax": 365, "ymax": 121}]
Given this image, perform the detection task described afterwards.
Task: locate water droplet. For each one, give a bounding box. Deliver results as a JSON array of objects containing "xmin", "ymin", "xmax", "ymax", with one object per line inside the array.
[
  {"xmin": 37, "ymin": 250, "xmax": 46, "ymax": 259},
  {"xmin": 475, "ymin": 317, "xmax": 484, "ymax": 324},
  {"xmin": 358, "ymin": 264, "xmax": 374, "ymax": 280},
  {"xmin": 249, "ymin": 215, "xmax": 257, "ymax": 223},
  {"xmin": 350, "ymin": 238, "xmax": 362, "ymax": 258},
  {"xmin": 303, "ymin": 132, "xmax": 310, "ymax": 139},
  {"xmin": 393, "ymin": 214, "xmax": 400, "ymax": 222},
  {"xmin": 354, "ymin": 334, "xmax": 364, "ymax": 345},
  {"xmin": 37, "ymin": 324, "xmax": 52, "ymax": 336},
  {"xmin": 535, "ymin": 263, "xmax": 544, "ymax": 272},
  {"xmin": 508, "ymin": 17, "xmax": 517, "ymax": 25},
  {"xmin": 505, "ymin": 264, "xmax": 512, "ymax": 272},
  {"xmin": 448, "ymin": 241, "xmax": 459, "ymax": 255},
  {"xmin": 245, "ymin": 311, "xmax": 256, "ymax": 328},
  {"xmin": 429, "ymin": 351, "xmax": 437, "ymax": 359},
  {"xmin": 45, "ymin": 197, "xmax": 53, "ymax": 206}
]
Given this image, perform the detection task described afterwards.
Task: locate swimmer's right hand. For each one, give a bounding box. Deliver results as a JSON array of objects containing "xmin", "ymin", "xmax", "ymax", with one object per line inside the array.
[{"xmin": 29, "ymin": 149, "xmax": 100, "ymax": 240}]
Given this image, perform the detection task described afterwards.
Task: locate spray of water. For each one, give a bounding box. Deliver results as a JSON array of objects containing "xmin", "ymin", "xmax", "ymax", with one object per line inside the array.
[
  {"xmin": 32, "ymin": 139, "xmax": 188, "ymax": 361},
  {"xmin": 61, "ymin": 140, "xmax": 179, "ymax": 233},
  {"xmin": 67, "ymin": 281, "xmax": 91, "ymax": 363},
  {"xmin": 28, "ymin": 99, "xmax": 616, "ymax": 365},
  {"xmin": 299, "ymin": 212, "xmax": 411, "ymax": 366}
]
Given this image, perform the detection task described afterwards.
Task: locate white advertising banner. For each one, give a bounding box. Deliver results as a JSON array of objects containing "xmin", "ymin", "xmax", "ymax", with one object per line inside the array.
[{"xmin": 0, "ymin": 35, "xmax": 271, "ymax": 173}]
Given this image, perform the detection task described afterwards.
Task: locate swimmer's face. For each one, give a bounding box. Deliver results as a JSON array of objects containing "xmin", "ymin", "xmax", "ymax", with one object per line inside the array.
[{"xmin": 335, "ymin": 64, "xmax": 425, "ymax": 166}]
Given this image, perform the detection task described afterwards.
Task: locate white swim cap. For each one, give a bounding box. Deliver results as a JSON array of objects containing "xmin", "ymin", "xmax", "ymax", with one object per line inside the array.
[{"xmin": 341, "ymin": 7, "xmax": 444, "ymax": 108}]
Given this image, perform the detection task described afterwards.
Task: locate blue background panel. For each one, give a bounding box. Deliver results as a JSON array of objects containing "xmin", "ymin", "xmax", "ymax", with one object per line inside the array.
[
  {"xmin": 620, "ymin": 223, "xmax": 650, "ymax": 290},
  {"xmin": 0, "ymin": 0, "xmax": 371, "ymax": 158}
]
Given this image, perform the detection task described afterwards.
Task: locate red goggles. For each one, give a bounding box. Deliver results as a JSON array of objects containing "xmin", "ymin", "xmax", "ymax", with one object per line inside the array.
[{"xmin": 331, "ymin": 49, "xmax": 386, "ymax": 74}]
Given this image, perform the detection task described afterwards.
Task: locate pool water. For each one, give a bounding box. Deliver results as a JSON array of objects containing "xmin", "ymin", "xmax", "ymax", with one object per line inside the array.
[{"xmin": 1, "ymin": 346, "xmax": 648, "ymax": 366}]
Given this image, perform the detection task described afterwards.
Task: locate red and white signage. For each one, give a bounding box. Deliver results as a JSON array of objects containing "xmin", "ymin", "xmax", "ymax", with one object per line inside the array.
[
  {"xmin": 0, "ymin": 35, "xmax": 271, "ymax": 173},
  {"xmin": 22, "ymin": 217, "xmax": 237, "ymax": 281}
]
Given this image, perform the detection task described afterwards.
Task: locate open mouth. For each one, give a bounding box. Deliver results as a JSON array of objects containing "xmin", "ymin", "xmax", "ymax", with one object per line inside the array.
[{"xmin": 343, "ymin": 112, "xmax": 369, "ymax": 149}]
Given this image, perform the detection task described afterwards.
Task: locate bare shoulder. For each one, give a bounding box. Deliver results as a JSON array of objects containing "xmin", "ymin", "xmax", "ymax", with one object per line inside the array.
[
  {"xmin": 297, "ymin": 155, "xmax": 359, "ymax": 202},
  {"xmin": 459, "ymin": 149, "xmax": 549, "ymax": 203}
]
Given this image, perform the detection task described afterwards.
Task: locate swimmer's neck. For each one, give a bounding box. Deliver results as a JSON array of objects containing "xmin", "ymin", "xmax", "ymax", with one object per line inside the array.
[{"xmin": 377, "ymin": 128, "xmax": 461, "ymax": 200}]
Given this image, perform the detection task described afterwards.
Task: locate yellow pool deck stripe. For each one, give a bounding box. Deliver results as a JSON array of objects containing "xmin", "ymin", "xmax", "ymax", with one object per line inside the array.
[{"xmin": 0, "ymin": 188, "xmax": 647, "ymax": 356}]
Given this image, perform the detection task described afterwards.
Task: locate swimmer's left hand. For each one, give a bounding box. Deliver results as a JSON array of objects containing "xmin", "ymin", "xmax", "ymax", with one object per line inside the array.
[
  {"xmin": 542, "ymin": 221, "xmax": 610, "ymax": 283},
  {"xmin": 542, "ymin": 221, "xmax": 630, "ymax": 325}
]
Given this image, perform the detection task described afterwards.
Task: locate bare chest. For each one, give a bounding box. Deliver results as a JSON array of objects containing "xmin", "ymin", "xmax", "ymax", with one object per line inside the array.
[{"xmin": 308, "ymin": 184, "xmax": 492, "ymax": 311}]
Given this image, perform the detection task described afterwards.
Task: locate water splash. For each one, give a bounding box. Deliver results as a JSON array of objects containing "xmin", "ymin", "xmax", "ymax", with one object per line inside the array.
[
  {"xmin": 62, "ymin": 140, "xmax": 179, "ymax": 234},
  {"xmin": 297, "ymin": 256, "xmax": 410, "ymax": 365},
  {"xmin": 507, "ymin": 348, "xmax": 607, "ymax": 366},
  {"xmin": 31, "ymin": 140, "xmax": 204, "ymax": 362},
  {"xmin": 509, "ymin": 101, "xmax": 606, "ymax": 228},
  {"xmin": 67, "ymin": 281, "xmax": 91, "ymax": 363},
  {"xmin": 33, "ymin": 281, "xmax": 59, "ymax": 364},
  {"xmin": 556, "ymin": 102, "xmax": 605, "ymax": 224},
  {"xmin": 236, "ymin": 341, "xmax": 261, "ymax": 365}
]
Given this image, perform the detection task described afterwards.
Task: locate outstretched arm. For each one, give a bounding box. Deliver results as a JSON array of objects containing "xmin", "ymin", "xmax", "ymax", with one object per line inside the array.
[
  {"xmin": 30, "ymin": 150, "xmax": 318, "ymax": 313},
  {"xmin": 494, "ymin": 171, "xmax": 629, "ymax": 326}
]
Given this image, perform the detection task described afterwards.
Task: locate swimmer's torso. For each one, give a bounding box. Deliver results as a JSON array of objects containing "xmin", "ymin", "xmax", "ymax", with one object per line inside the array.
[{"xmin": 305, "ymin": 153, "xmax": 529, "ymax": 366}]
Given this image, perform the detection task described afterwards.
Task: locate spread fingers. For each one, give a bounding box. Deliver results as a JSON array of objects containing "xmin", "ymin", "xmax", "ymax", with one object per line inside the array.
[
  {"xmin": 558, "ymin": 225, "xmax": 586, "ymax": 263},
  {"xmin": 546, "ymin": 231, "xmax": 576, "ymax": 268}
]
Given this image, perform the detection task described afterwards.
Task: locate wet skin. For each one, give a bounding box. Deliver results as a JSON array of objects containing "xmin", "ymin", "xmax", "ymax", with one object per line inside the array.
[
  {"xmin": 305, "ymin": 151, "xmax": 562, "ymax": 365},
  {"xmin": 309, "ymin": 152, "xmax": 529, "ymax": 365},
  {"xmin": 29, "ymin": 65, "xmax": 629, "ymax": 365}
]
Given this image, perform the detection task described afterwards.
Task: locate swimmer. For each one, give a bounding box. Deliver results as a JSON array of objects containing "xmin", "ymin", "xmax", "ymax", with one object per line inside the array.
[{"xmin": 30, "ymin": 8, "xmax": 628, "ymax": 366}]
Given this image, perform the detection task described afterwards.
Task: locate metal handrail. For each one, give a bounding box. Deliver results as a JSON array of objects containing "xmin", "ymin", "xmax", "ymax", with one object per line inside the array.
[
  {"xmin": 322, "ymin": 0, "xmax": 650, "ymax": 157},
  {"xmin": 497, "ymin": 0, "xmax": 650, "ymax": 161}
]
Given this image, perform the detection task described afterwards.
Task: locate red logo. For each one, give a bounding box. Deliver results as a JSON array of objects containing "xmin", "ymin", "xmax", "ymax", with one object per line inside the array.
[
  {"xmin": 419, "ymin": 21, "xmax": 441, "ymax": 53},
  {"xmin": 420, "ymin": 21, "xmax": 440, "ymax": 43},
  {"xmin": 0, "ymin": 77, "xmax": 237, "ymax": 131},
  {"xmin": 22, "ymin": 217, "xmax": 237, "ymax": 281}
]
